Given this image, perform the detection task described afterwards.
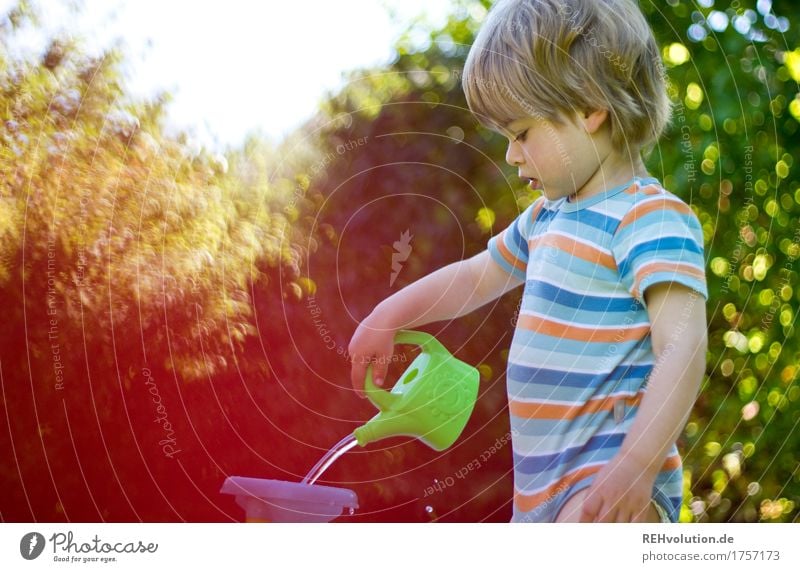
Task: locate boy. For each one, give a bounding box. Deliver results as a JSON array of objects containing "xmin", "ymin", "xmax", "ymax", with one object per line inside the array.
[{"xmin": 348, "ymin": 0, "xmax": 707, "ymax": 523}]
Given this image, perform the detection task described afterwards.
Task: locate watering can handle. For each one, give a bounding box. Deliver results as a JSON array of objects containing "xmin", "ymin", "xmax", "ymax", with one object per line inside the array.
[
  {"xmin": 393, "ymin": 330, "xmax": 446, "ymax": 354},
  {"xmin": 362, "ymin": 330, "xmax": 446, "ymax": 410}
]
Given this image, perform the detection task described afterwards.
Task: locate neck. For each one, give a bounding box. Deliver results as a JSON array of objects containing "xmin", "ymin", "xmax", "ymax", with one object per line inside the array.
[{"xmin": 570, "ymin": 149, "xmax": 649, "ymax": 202}]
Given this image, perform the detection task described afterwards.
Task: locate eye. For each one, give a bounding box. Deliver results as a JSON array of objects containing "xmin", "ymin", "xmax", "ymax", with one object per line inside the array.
[{"xmin": 514, "ymin": 129, "xmax": 528, "ymax": 142}]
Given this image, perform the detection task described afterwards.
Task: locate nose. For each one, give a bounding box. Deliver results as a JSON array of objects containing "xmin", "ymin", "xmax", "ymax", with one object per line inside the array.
[{"xmin": 505, "ymin": 140, "xmax": 523, "ymax": 167}]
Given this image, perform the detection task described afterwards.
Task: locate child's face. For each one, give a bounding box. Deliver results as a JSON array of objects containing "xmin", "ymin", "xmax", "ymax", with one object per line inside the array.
[{"xmin": 502, "ymin": 110, "xmax": 612, "ymax": 202}]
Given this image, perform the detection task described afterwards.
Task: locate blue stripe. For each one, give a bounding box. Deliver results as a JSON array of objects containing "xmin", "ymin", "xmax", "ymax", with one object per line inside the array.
[
  {"xmin": 536, "ymin": 204, "xmax": 560, "ymax": 223},
  {"xmin": 617, "ymin": 236, "xmax": 703, "ymax": 276},
  {"xmin": 638, "ymin": 273, "xmax": 708, "ymax": 300},
  {"xmin": 507, "ymin": 221, "xmax": 529, "ymax": 259},
  {"xmin": 525, "ymin": 280, "xmax": 642, "ymax": 312},
  {"xmin": 488, "ymin": 238, "xmax": 525, "ymax": 280},
  {"xmin": 560, "ymin": 208, "xmax": 619, "ymax": 234},
  {"xmin": 509, "ymin": 329, "xmax": 647, "ymax": 356},
  {"xmin": 513, "ymin": 432, "xmax": 625, "ymax": 474},
  {"xmin": 507, "ymin": 363, "xmax": 653, "ymax": 387}
]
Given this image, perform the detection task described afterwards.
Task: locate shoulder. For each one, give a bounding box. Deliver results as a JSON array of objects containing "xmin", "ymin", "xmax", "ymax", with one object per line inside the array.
[
  {"xmin": 512, "ymin": 194, "xmax": 550, "ymax": 234},
  {"xmin": 613, "ymin": 180, "xmax": 701, "ymax": 235},
  {"xmin": 524, "ymin": 194, "xmax": 549, "ymax": 219}
]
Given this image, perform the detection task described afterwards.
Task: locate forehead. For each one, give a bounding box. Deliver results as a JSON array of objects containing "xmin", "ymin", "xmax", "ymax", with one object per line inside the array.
[
  {"xmin": 499, "ymin": 118, "xmax": 525, "ymax": 135},
  {"xmin": 503, "ymin": 111, "xmax": 569, "ymax": 134},
  {"xmin": 503, "ymin": 116, "xmax": 537, "ymax": 134}
]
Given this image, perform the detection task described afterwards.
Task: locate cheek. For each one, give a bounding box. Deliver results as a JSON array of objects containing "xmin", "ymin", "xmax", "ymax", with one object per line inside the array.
[
  {"xmin": 520, "ymin": 140, "xmax": 540, "ymax": 160},
  {"xmin": 521, "ymin": 140, "xmax": 556, "ymax": 169}
]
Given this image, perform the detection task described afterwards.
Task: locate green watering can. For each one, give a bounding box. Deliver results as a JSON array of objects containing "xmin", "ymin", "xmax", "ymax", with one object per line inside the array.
[{"xmin": 353, "ymin": 330, "xmax": 480, "ymax": 451}]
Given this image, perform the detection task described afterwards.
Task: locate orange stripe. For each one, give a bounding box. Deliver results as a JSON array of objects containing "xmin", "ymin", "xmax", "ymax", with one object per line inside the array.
[
  {"xmin": 529, "ymin": 198, "xmax": 545, "ymax": 223},
  {"xmin": 633, "ymin": 261, "xmax": 706, "ymax": 299},
  {"xmin": 618, "ymin": 197, "xmax": 694, "ymax": 232},
  {"xmin": 661, "ymin": 453, "xmax": 681, "ymax": 471},
  {"xmin": 514, "ymin": 453, "xmax": 683, "ymax": 513},
  {"xmin": 640, "ymin": 184, "xmax": 663, "ymax": 195},
  {"xmin": 516, "ymin": 314, "xmax": 650, "ymax": 342},
  {"xmin": 509, "ymin": 391, "xmax": 644, "ymax": 420},
  {"xmin": 529, "ymin": 234, "xmax": 617, "ymax": 271},
  {"xmin": 625, "ymin": 182, "xmax": 662, "ymax": 196},
  {"xmin": 515, "ymin": 465, "xmax": 601, "ymax": 512},
  {"xmin": 495, "ymin": 229, "xmax": 527, "ymax": 272},
  {"xmin": 492, "ymin": 199, "xmax": 550, "ymax": 273}
]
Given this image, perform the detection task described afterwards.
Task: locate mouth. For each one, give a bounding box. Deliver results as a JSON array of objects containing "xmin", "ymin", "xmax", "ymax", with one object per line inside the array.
[{"xmin": 521, "ymin": 176, "xmax": 543, "ymax": 190}]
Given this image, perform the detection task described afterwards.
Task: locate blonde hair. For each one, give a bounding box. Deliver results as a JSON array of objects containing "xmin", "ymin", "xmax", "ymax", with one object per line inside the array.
[{"xmin": 462, "ymin": 0, "xmax": 670, "ymax": 151}]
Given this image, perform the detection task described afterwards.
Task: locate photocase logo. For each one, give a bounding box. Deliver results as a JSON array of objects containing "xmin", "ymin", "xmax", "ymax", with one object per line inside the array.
[
  {"xmin": 390, "ymin": 229, "xmax": 413, "ymax": 287},
  {"xmin": 20, "ymin": 532, "xmax": 46, "ymax": 560}
]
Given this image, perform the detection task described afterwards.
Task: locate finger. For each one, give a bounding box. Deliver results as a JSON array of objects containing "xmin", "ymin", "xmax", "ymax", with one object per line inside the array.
[
  {"xmin": 631, "ymin": 502, "xmax": 650, "ymax": 523},
  {"xmin": 597, "ymin": 502, "xmax": 617, "ymax": 523},
  {"xmin": 594, "ymin": 498, "xmax": 620, "ymax": 522},
  {"xmin": 579, "ymin": 495, "xmax": 599, "ymax": 523},
  {"xmin": 616, "ymin": 507, "xmax": 633, "ymax": 523},
  {"xmin": 350, "ymin": 358, "xmax": 368, "ymax": 399},
  {"xmin": 372, "ymin": 359, "xmax": 389, "ymax": 387}
]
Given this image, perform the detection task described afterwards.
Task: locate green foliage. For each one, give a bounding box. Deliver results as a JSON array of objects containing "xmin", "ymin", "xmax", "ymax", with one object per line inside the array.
[
  {"xmin": 638, "ymin": 0, "xmax": 799, "ymax": 523},
  {"xmin": 0, "ymin": 4, "xmax": 311, "ymax": 380}
]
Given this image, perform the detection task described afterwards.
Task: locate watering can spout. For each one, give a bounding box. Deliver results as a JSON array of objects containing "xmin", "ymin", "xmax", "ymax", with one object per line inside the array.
[{"xmin": 353, "ymin": 412, "xmax": 413, "ymax": 447}]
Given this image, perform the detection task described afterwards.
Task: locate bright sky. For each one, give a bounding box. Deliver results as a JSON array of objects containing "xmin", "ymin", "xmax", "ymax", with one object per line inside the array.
[{"xmin": 5, "ymin": 0, "xmax": 453, "ymax": 150}]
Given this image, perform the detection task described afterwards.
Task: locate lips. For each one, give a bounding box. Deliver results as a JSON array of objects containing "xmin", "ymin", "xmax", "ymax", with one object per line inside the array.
[{"xmin": 521, "ymin": 176, "xmax": 542, "ymax": 190}]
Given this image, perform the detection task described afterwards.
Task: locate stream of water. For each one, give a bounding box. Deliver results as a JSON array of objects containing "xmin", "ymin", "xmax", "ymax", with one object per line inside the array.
[{"xmin": 302, "ymin": 434, "xmax": 359, "ymax": 485}]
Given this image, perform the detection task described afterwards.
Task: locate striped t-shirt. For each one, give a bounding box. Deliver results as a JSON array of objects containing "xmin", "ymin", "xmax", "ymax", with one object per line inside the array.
[{"xmin": 487, "ymin": 177, "xmax": 708, "ymax": 522}]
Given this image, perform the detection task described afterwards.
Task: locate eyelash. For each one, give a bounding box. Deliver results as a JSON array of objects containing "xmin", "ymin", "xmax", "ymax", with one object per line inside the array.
[{"xmin": 514, "ymin": 129, "xmax": 528, "ymax": 142}]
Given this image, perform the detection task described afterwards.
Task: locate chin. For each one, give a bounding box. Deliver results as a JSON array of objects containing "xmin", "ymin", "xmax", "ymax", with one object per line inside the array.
[{"xmin": 539, "ymin": 189, "xmax": 560, "ymax": 201}]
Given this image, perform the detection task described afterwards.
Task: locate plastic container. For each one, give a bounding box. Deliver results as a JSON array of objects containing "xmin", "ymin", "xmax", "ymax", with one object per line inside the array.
[{"xmin": 220, "ymin": 476, "xmax": 358, "ymax": 523}]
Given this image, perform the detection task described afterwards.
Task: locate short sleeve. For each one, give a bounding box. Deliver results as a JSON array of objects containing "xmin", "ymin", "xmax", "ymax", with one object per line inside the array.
[
  {"xmin": 611, "ymin": 194, "xmax": 708, "ymax": 306},
  {"xmin": 487, "ymin": 199, "xmax": 541, "ymax": 281}
]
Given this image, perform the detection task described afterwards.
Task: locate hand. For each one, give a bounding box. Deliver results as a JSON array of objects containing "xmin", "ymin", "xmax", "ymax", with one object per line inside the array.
[
  {"xmin": 579, "ymin": 454, "xmax": 658, "ymax": 523},
  {"xmin": 348, "ymin": 313, "xmax": 397, "ymax": 399}
]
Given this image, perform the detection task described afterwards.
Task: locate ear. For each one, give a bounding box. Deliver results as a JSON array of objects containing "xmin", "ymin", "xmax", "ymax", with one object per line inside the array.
[{"xmin": 581, "ymin": 109, "xmax": 608, "ymax": 134}]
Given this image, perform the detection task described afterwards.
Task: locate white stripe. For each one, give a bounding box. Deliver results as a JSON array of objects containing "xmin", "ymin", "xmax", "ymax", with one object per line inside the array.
[
  {"xmin": 517, "ymin": 309, "xmax": 651, "ymax": 330},
  {"xmin": 511, "ymin": 430, "xmax": 627, "ymax": 457},
  {"xmin": 508, "ymin": 389, "xmax": 641, "ymax": 406},
  {"xmin": 523, "ymin": 276, "xmax": 631, "ymax": 299},
  {"xmin": 586, "ymin": 201, "xmax": 627, "ymax": 220},
  {"xmin": 505, "ymin": 354, "xmax": 651, "ymax": 374}
]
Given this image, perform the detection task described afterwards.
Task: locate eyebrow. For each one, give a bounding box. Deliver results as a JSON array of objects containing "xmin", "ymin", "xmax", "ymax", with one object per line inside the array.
[
  {"xmin": 504, "ymin": 119, "xmax": 529, "ymax": 136},
  {"xmin": 488, "ymin": 119, "xmax": 524, "ymax": 139}
]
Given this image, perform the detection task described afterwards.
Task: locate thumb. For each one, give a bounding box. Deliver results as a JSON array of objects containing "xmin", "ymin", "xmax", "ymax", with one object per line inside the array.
[{"xmin": 351, "ymin": 359, "xmax": 369, "ymax": 399}]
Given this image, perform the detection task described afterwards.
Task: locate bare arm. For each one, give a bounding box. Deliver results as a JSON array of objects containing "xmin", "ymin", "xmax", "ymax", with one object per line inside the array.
[
  {"xmin": 348, "ymin": 249, "xmax": 522, "ymax": 396},
  {"xmin": 619, "ymin": 281, "xmax": 708, "ymax": 476},
  {"xmin": 580, "ymin": 281, "xmax": 708, "ymax": 522}
]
